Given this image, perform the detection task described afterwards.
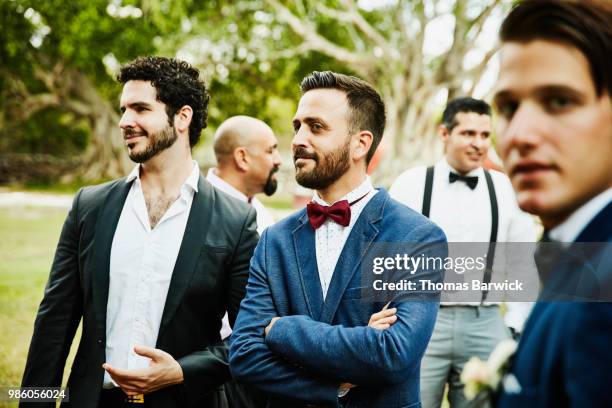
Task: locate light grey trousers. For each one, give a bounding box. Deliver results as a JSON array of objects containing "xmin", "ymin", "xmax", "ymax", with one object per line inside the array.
[{"xmin": 420, "ymin": 305, "xmax": 511, "ymax": 408}]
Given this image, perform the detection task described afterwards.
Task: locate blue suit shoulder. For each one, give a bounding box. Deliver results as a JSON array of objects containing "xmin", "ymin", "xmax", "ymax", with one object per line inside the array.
[{"xmin": 383, "ymin": 194, "xmax": 447, "ymax": 244}]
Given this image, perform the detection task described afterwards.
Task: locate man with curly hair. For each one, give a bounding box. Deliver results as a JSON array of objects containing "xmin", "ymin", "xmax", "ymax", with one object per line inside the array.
[{"xmin": 20, "ymin": 56, "xmax": 259, "ymax": 408}]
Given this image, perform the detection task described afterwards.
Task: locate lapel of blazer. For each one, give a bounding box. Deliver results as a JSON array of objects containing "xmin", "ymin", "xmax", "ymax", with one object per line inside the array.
[
  {"xmin": 292, "ymin": 211, "xmax": 324, "ymax": 320},
  {"xmin": 158, "ymin": 175, "xmax": 212, "ymax": 338},
  {"xmin": 91, "ymin": 179, "xmax": 132, "ymax": 337},
  {"xmin": 319, "ymin": 189, "xmax": 387, "ymax": 324}
]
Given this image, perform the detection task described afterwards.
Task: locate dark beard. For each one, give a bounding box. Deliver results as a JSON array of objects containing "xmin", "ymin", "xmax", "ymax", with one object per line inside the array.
[
  {"xmin": 127, "ymin": 125, "xmax": 178, "ymax": 163},
  {"xmin": 294, "ymin": 137, "xmax": 351, "ymax": 190},
  {"xmin": 263, "ymin": 167, "xmax": 279, "ymax": 196}
]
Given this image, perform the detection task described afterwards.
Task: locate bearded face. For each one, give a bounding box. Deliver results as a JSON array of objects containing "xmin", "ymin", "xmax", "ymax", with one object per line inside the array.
[
  {"xmin": 124, "ymin": 123, "xmax": 178, "ymax": 164},
  {"xmin": 293, "ymin": 135, "xmax": 351, "ymax": 190}
]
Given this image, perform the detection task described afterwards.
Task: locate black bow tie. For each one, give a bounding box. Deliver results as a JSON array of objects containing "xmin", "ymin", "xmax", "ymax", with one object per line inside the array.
[{"xmin": 449, "ymin": 172, "xmax": 478, "ymax": 189}]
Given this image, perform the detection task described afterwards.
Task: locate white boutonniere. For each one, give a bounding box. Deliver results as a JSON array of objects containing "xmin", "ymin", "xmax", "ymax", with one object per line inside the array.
[{"xmin": 460, "ymin": 339, "xmax": 519, "ymax": 406}]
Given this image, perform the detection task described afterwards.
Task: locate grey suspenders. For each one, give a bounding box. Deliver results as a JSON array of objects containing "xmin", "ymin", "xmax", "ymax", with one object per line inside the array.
[{"xmin": 421, "ymin": 166, "xmax": 499, "ymax": 302}]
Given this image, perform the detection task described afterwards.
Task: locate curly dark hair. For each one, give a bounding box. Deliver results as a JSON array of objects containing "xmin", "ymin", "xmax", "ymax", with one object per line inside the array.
[{"xmin": 117, "ymin": 56, "xmax": 210, "ymax": 147}]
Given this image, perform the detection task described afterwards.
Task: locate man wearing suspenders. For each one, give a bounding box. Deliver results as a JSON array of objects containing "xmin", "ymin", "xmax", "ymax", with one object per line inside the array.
[{"xmin": 389, "ymin": 97, "xmax": 536, "ymax": 408}]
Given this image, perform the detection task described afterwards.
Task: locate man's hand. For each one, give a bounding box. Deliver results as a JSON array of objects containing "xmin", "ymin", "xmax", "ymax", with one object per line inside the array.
[
  {"xmin": 368, "ymin": 304, "xmax": 397, "ymax": 330},
  {"xmin": 102, "ymin": 345, "xmax": 184, "ymax": 396},
  {"xmin": 265, "ymin": 316, "xmax": 280, "ymax": 336},
  {"xmin": 339, "ymin": 382, "xmax": 357, "ymax": 392}
]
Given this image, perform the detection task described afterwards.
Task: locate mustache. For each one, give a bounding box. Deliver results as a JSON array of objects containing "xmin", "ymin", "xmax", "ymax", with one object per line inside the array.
[
  {"xmin": 293, "ymin": 147, "xmax": 317, "ymax": 162},
  {"xmin": 123, "ymin": 128, "xmax": 147, "ymax": 139}
]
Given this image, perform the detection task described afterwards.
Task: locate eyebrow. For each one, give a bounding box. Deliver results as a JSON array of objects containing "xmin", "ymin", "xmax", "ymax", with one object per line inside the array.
[
  {"xmin": 494, "ymin": 85, "xmax": 585, "ymax": 104},
  {"xmin": 293, "ymin": 116, "xmax": 330, "ymax": 129},
  {"xmin": 120, "ymin": 101, "xmax": 154, "ymax": 112}
]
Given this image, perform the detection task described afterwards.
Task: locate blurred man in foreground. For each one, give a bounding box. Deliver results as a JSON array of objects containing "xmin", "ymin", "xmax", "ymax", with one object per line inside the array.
[{"xmin": 494, "ymin": 1, "xmax": 612, "ymax": 406}]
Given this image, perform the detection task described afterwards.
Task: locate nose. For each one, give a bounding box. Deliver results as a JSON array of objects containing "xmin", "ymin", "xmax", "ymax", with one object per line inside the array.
[
  {"xmin": 291, "ymin": 125, "xmax": 309, "ymax": 152},
  {"xmin": 499, "ymin": 103, "xmax": 543, "ymax": 157},
  {"xmin": 273, "ymin": 149, "xmax": 282, "ymax": 167},
  {"xmin": 119, "ymin": 110, "xmax": 136, "ymax": 130},
  {"xmin": 472, "ymin": 134, "xmax": 489, "ymax": 151}
]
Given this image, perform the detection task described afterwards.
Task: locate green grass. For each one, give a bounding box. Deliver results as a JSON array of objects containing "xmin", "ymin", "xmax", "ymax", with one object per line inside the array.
[
  {"xmin": 3, "ymin": 182, "xmax": 81, "ymax": 195},
  {"xmin": 0, "ymin": 207, "xmax": 77, "ymax": 407}
]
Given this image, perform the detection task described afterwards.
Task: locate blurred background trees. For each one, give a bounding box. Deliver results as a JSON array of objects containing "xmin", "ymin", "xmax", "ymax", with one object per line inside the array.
[{"xmin": 0, "ymin": 0, "xmax": 510, "ymax": 185}]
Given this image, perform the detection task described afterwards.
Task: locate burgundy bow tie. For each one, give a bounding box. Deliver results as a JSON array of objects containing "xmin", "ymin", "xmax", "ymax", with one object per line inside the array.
[{"xmin": 306, "ymin": 192, "xmax": 370, "ymax": 230}]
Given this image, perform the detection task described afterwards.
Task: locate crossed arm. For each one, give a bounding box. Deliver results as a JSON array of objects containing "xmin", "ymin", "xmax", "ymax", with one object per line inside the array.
[
  {"xmin": 228, "ymin": 231, "xmax": 340, "ymax": 403},
  {"xmin": 264, "ymin": 301, "xmax": 438, "ymax": 385},
  {"xmin": 229, "ymin": 228, "xmax": 444, "ymax": 402}
]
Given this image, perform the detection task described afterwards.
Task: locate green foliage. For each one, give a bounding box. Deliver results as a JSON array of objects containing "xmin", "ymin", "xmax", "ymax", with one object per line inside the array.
[
  {"xmin": 0, "ymin": 109, "xmax": 89, "ymax": 156},
  {"xmin": 2, "ymin": 0, "xmax": 502, "ymax": 181}
]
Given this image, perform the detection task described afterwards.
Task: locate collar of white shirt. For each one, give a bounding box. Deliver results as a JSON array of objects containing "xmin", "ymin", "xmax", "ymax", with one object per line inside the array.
[
  {"xmin": 126, "ymin": 160, "xmax": 200, "ymax": 194},
  {"xmin": 206, "ymin": 167, "xmax": 252, "ymax": 202},
  {"xmin": 312, "ymin": 176, "xmax": 374, "ymax": 207},
  {"xmin": 549, "ymin": 188, "xmax": 612, "ymax": 242}
]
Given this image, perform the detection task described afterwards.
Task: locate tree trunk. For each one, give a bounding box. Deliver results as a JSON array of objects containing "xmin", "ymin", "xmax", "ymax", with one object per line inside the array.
[
  {"xmin": 3, "ymin": 64, "xmax": 131, "ymax": 182},
  {"xmin": 66, "ymin": 71, "xmax": 131, "ymax": 182}
]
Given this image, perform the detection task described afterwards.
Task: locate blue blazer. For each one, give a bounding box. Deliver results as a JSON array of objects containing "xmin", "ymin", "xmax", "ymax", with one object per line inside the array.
[
  {"xmin": 499, "ymin": 201, "xmax": 612, "ymax": 408},
  {"xmin": 229, "ymin": 189, "xmax": 447, "ymax": 408}
]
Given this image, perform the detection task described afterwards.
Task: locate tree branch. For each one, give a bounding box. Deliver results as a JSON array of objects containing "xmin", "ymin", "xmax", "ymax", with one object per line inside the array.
[
  {"xmin": 467, "ymin": 0, "xmax": 501, "ymax": 42},
  {"xmin": 327, "ymin": 0, "xmax": 395, "ymax": 59},
  {"xmin": 267, "ymin": 0, "xmax": 372, "ymax": 72}
]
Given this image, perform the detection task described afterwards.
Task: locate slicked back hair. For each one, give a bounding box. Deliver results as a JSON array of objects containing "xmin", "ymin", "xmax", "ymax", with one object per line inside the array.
[
  {"xmin": 118, "ymin": 56, "xmax": 210, "ymax": 147},
  {"xmin": 500, "ymin": 0, "xmax": 612, "ymax": 97},
  {"xmin": 300, "ymin": 71, "xmax": 385, "ymax": 164},
  {"xmin": 441, "ymin": 97, "xmax": 491, "ymax": 132}
]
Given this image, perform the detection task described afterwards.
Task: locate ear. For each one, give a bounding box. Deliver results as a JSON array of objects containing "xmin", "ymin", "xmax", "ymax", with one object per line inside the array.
[
  {"xmin": 353, "ymin": 130, "xmax": 374, "ymax": 163},
  {"xmin": 232, "ymin": 147, "xmax": 250, "ymax": 172},
  {"xmin": 439, "ymin": 124, "xmax": 450, "ymax": 144},
  {"xmin": 174, "ymin": 105, "xmax": 193, "ymax": 134}
]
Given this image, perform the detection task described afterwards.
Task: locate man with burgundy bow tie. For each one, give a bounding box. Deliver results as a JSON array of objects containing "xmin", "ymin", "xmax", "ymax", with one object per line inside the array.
[
  {"xmin": 229, "ymin": 71, "xmax": 447, "ymax": 407},
  {"xmin": 390, "ymin": 97, "xmax": 535, "ymax": 408}
]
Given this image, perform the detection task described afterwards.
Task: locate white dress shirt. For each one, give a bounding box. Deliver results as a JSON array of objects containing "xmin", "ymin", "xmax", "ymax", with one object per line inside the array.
[
  {"xmin": 312, "ymin": 177, "xmax": 377, "ymax": 300},
  {"xmin": 389, "ymin": 158, "xmax": 536, "ymax": 331},
  {"xmin": 103, "ymin": 161, "xmax": 199, "ymax": 387},
  {"xmin": 549, "ymin": 188, "xmax": 612, "ymax": 243},
  {"xmin": 206, "ymin": 168, "xmax": 275, "ymax": 235}
]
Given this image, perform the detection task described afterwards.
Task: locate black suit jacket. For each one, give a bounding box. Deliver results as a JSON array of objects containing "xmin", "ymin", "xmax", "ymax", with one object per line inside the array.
[{"xmin": 21, "ymin": 175, "xmax": 259, "ymax": 408}]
